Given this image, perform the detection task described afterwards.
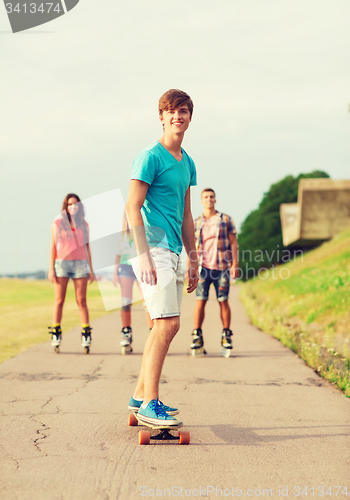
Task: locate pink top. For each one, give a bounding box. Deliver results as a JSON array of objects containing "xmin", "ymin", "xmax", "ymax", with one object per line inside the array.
[
  {"xmin": 53, "ymin": 217, "xmax": 88, "ymax": 261},
  {"xmin": 201, "ymin": 215, "xmax": 218, "ymax": 270}
]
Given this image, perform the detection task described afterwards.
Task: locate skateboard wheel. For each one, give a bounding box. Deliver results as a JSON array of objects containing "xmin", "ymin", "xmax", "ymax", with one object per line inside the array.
[
  {"xmin": 84, "ymin": 346, "xmax": 90, "ymax": 355},
  {"xmin": 128, "ymin": 414, "xmax": 138, "ymax": 426},
  {"xmin": 139, "ymin": 430, "xmax": 150, "ymax": 445},
  {"xmin": 54, "ymin": 346, "xmax": 60, "ymax": 354},
  {"xmin": 178, "ymin": 431, "xmax": 190, "ymax": 445}
]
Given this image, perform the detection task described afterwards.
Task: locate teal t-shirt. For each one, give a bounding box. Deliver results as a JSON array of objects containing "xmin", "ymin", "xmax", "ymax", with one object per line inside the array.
[{"xmin": 131, "ymin": 141, "xmax": 197, "ymax": 255}]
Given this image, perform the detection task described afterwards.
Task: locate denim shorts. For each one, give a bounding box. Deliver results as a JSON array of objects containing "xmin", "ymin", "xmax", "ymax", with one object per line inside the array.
[
  {"xmin": 131, "ymin": 247, "xmax": 184, "ymax": 320},
  {"xmin": 117, "ymin": 263, "xmax": 136, "ymax": 279},
  {"xmin": 196, "ymin": 266, "xmax": 230, "ymax": 302},
  {"xmin": 54, "ymin": 259, "xmax": 90, "ymax": 279}
]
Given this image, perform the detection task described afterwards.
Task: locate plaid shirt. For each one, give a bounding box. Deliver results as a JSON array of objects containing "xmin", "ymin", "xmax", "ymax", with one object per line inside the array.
[{"xmin": 194, "ymin": 211, "xmax": 237, "ymax": 271}]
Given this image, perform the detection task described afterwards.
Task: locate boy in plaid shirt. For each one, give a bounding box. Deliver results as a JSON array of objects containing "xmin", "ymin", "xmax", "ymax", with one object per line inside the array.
[{"xmin": 190, "ymin": 188, "xmax": 239, "ymax": 354}]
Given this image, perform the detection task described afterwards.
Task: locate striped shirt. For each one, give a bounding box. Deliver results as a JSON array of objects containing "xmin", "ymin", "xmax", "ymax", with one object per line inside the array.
[{"xmin": 194, "ymin": 211, "xmax": 237, "ymax": 271}]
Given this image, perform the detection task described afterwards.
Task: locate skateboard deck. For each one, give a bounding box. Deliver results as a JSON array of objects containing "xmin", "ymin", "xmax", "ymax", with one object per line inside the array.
[{"xmin": 128, "ymin": 412, "xmax": 190, "ymax": 445}]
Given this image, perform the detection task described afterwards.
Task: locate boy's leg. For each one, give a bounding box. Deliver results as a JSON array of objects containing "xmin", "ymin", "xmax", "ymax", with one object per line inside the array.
[
  {"xmin": 214, "ymin": 269, "xmax": 234, "ymax": 349},
  {"xmin": 213, "ymin": 268, "xmax": 231, "ymax": 327},
  {"xmin": 132, "ymin": 248, "xmax": 183, "ymax": 405},
  {"xmin": 194, "ymin": 300, "xmax": 206, "ymax": 329},
  {"xmin": 193, "ymin": 267, "xmax": 211, "ymax": 329},
  {"xmin": 134, "ymin": 316, "xmax": 180, "ymax": 404},
  {"xmin": 219, "ymin": 300, "xmax": 231, "ymax": 329}
]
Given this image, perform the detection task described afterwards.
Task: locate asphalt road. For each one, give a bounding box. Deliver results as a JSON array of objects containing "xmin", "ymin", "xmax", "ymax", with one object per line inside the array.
[{"xmin": 1, "ymin": 286, "xmax": 349, "ymax": 500}]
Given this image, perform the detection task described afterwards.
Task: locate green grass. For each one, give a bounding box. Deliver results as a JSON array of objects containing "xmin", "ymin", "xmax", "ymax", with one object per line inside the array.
[
  {"xmin": 240, "ymin": 228, "xmax": 350, "ymax": 397},
  {"xmin": 0, "ymin": 278, "xmax": 117, "ymax": 363}
]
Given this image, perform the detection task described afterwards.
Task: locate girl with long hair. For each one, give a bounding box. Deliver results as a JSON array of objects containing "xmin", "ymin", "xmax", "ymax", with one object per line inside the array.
[
  {"xmin": 48, "ymin": 193, "xmax": 94, "ymax": 354},
  {"xmin": 113, "ymin": 212, "xmax": 153, "ymax": 354}
]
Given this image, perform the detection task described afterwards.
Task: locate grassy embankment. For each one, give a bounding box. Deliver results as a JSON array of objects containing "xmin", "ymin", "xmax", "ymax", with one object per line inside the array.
[
  {"xmin": 240, "ymin": 228, "xmax": 350, "ymax": 397},
  {"xmin": 0, "ymin": 279, "xmax": 126, "ymax": 363}
]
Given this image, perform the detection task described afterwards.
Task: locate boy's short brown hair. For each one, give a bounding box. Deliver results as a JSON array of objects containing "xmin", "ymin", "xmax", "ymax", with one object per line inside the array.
[
  {"xmin": 201, "ymin": 188, "xmax": 216, "ymax": 197},
  {"xmin": 158, "ymin": 89, "xmax": 194, "ymax": 118}
]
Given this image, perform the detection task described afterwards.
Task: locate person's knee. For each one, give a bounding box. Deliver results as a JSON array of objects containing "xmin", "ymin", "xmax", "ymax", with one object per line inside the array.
[
  {"xmin": 54, "ymin": 297, "xmax": 65, "ymax": 308},
  {"xmin": 196, "ymin": 300, "xmax": 207, "ymax": 310},
  {"xmin": 76, "ymin": 297, "xmax": 87, "ymax": 309},
  {"xmin": 219, "ymin": 298, "xmax": 230, "ymax": 309},
  {"xmin": 167, "ymin": 317, "xmax": 180, "ymax": 333},
  {"xmin": 121, "ymin": 297, "xmax": 131, "ymax": 311},
  {"xmin": 156, "ymin": 317, "xmax": 180, "ymax": 337}
]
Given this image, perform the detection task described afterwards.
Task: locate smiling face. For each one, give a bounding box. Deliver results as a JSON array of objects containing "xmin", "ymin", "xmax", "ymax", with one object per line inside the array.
[
  {"xmin": 67, "ymin": 196, "xmax": 79, "ymax": 216},
  {"xmin": 201, "ymin": 190, "xmax": 216, "ymax": 210},
  {"xmin": 159, "ymin": 104, "xmax": 192, "ymax": 135}
]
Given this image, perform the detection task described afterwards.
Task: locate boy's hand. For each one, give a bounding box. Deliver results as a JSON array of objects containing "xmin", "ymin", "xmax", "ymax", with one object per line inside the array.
[
  {"xmin": 230, "ymin": 266, "xmax": 240, "ymax": 281},
  {"xmin": 139, "ymin": 253, "xmax": 157, "ymax": 286},
  {"xmin": 186, "ymin": 263, "xmax": 199, "ymax": 293}
]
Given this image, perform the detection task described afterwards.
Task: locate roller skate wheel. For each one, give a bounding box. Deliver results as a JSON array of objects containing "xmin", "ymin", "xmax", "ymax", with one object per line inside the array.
[
  {"xmin": 121, "ymin": 346, "xmax": 132, "ymax": 355},
  {"xmin": 84, "ymin": 346, "xmax": 90, "ymax": 355},
  {"xmin": 139, "ymin": 430, "xmax": 150, "ymax": 445},
  {"xmin": 191, "ymin": 347, "xmax": 207, "ymax": 357},
  {"xmin": 54, "ymin": 346, "xmax": 60, "ymax": 354},
  {"xmin": 128, "ymin": 414, "xmax": 138, "ymax": 426},
  {"xmin": 221, "ymin": 347, "xmax": 231, "ymax": 358},
  {"xmin": 178, "ymin": 431, "xmax": 190, "ymax": 445}
]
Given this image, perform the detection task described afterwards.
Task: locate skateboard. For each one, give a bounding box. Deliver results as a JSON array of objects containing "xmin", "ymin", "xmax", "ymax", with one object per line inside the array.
[{"xmin": 128, "ymin": 413, "xmax": 190, "ymax": 445}]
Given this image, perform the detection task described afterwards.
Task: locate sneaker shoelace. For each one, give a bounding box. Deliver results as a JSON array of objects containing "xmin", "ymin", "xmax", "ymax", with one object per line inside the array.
[
  {"xmin": 150, "ymin": 399, "xmax": 170, "ymax": 418},
  {"xmin": 158, "ymin": 400, "xmax": 174, "ymax": 411}
]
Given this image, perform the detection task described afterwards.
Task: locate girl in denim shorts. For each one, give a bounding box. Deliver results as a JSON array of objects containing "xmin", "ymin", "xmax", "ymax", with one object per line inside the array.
[
  {"xmin": 48, "ymin": 193, "xmax": 94, "ymax": 353},
  {"xmin": 113, "ymin": 217, "xmax": 153, "ymax": 354}
]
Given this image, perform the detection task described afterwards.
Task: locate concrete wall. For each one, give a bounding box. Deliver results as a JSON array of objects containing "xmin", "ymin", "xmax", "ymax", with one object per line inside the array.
[{"xmin": 280, "ymin": 179, "xmax": 350, "ymax": 247}]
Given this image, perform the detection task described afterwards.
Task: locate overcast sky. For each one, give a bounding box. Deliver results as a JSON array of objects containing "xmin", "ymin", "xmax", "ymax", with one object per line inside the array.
[{"xmin": 1, "ymin": 0, "xmax": 350, "ymax": 274}]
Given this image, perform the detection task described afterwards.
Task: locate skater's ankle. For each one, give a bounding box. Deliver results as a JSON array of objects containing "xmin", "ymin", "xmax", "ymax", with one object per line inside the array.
[
  {"xmin": 52, "ymin": 323, "xmax": 60, "ymax": 328},
  {"xmin": 82, "ymin": 323, "xmax": 90, "ymax": 329},
  {"xmin": 133, "ymin": 394, "xmax": 143, "ymax": 401}
]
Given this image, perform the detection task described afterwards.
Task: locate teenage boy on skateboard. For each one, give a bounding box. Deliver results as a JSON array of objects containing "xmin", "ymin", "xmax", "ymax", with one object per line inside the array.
[
  {"xmin": 190, "ymin": 188, "xmax": 239, "ymax": 354},
  {"xmin": 125, "ymin": 89, "xmax": 199, "ymax": 426}
]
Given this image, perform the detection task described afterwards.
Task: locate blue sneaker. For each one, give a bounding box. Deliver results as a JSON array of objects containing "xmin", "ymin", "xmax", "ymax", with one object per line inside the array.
[
  {"xmin": 137, "ymin": 399, "xmax": 180, "ymax": 426},
  {"xmin": 158, "ymin": 400, "xmax": 179, "ymax": 416},
  {"xmin": 128, "ymin": 396, "xmax": 143, "ymax": 412},
  {"xmin": 128, "ymin": 396, "xmax": 179, "ymax": 416}
]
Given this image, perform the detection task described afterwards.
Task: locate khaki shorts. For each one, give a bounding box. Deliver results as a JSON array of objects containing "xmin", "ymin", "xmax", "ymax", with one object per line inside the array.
[{"xmin": 131, "ymin": 247, "xmax": 184, "ymax": 320}]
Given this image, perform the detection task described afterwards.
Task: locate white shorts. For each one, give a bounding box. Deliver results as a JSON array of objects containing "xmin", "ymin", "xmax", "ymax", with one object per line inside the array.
[{"xmin": 131, "ymin": 247, "xmax": 184, "ymax": 320}]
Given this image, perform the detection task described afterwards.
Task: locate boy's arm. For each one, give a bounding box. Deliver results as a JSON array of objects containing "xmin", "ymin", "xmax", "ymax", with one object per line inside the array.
[
  {"xmin": 125, "ymin": 180, "xmax": 157, "ymax": 285},
  {"xmin": 228, "ymin": 232, "xmax": 239, "ymax": 279},
  {"xmin": 182, "ymin": 188, "xmax": 199, "ymax": 293}
]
